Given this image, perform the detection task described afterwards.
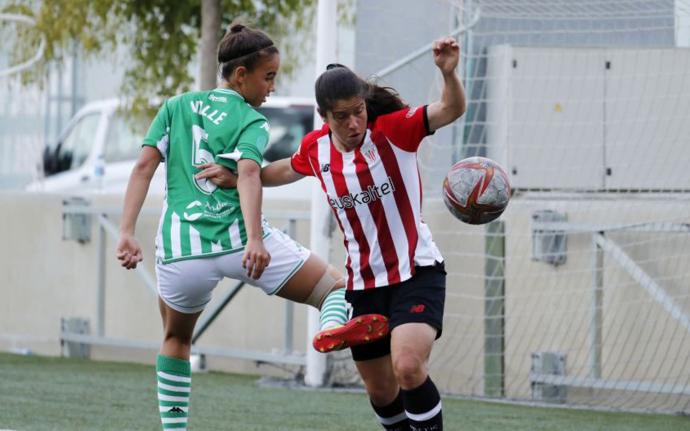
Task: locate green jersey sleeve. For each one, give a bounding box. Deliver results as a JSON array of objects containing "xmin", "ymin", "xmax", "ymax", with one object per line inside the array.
[
  {"xmin": 235, "ymin": 116, "xmax": 269, "ymax": 166},
  {"xmin": 142, "ymin": 101, "xmax": 171, "ymax": 161}
]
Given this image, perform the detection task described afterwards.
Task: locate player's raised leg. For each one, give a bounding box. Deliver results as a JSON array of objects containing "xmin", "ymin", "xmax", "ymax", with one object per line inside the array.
[{"xmin": 276, "ymin": 253, "xmax": 389, "ymax": 352}]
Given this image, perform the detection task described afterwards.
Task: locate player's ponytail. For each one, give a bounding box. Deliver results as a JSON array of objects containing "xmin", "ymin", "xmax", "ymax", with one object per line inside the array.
[
  {"xmin": 218, "ymin": 21, "xmax": 278, "ymax": 80},
  {"xmin": 364, "ymin": 83, "xmax": 408, "ymax": 122},
  {"xmin": 315, "ymin": 65, "xmax": 407, "ymax": 122}
]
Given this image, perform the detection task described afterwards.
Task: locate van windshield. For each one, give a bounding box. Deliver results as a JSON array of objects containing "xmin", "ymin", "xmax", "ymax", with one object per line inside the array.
[
  {"xmin": 105, "ymin": 112, "xmax": 148, "ymax": 163},
  {"xmin": 257, "ymin": 105, "xmax": 313, "ymax": 162},
  {"xmin": 44, "ymin": 113, "xmax": 100, "ymax": 177}
]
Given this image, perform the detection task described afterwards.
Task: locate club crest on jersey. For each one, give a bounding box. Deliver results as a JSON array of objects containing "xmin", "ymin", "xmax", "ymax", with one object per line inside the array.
[
  {"xmin": 363, "ymin": 148, "xmax": 377, "ymax": 163},
  {"xmin": 360, "ymin": 142, "xmax": 379, "ymax": 163}
]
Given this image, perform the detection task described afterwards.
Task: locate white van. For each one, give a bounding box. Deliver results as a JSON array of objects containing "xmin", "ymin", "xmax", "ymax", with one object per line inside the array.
[{"xmin": 27, "ymin": 96, "xmax": 318, "ymax": 199}]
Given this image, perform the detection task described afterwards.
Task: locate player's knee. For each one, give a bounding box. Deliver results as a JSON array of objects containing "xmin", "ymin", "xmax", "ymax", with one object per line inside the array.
[
  {"xmin": 304, "ymin": 264, "xmax": 344, "ymax": 309},
  {"xmin": 392, "ymin": 354, "xmax": 427, "ymax": 389}
]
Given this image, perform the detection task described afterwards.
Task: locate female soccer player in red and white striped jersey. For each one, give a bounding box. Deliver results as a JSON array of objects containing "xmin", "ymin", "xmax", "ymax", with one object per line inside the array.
[{"xmin": 260, "ymin": 36, "xmax": 466, "ymax": 431}]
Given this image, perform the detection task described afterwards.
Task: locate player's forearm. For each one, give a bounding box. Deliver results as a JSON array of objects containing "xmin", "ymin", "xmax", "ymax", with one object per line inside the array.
[
  {"xmin": 441, "ymin": 70, "xmax": 466, "ymax": 120},
  {"xmin": 260, "ymin": 158, "xmax": 303, "ymax": 187},
  {"xmin": 237, "ymin": 170, "xmax": 264, "ymax": 240},
  {"xmin": 429, "ymin": 71, "xmax": 466, "ymax": 131},
  {"xmin": 120, "ymin": 161, "xmax": 156, "ymax": 235}
]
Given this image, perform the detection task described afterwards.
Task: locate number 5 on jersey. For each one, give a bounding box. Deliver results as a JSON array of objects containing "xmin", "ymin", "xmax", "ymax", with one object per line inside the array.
[{"xmin": 192, "ymin": 124, "xmax": 218, "ymax": 194}]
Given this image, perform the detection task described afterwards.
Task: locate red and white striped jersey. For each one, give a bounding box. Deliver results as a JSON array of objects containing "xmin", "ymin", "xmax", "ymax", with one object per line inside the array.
[{"xmin": 291, "ymin": 105, "xmax": 443, "ymax": 291}]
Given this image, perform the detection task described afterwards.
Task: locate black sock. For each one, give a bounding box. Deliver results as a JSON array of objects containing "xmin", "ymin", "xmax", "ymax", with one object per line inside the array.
[
  {"xmin": 401, "ymin": 376, "xmax": 442, "ymax": 431},
  {"xmin": 371, "ymin": 390, "xmax": 409, "ymax": 430}
]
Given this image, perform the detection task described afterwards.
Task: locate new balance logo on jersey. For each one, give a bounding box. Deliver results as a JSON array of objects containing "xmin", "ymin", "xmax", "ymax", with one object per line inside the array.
[
  {"xmin": 168, "ymin": 406, "xmax": 184, "ymax": 414},
  {"xmin": 328, "ymin": 176, "xmax": 396, "ymax": 210}
]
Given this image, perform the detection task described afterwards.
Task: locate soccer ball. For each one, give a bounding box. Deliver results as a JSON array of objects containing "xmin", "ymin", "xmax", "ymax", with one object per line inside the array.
[{"xmin": 442, "ymin": 157, "xmax": 511, "ymax": 225}]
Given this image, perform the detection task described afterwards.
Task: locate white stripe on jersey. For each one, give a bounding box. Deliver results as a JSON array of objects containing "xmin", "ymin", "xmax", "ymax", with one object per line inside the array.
[
  {"xmin": 156, "ymin": 200, "xmax": 168, "ymax": 261},
  {"xmin": 317, "ymin": 131, "xmax": 442, "ymax": 290},
  {"xmin": 171, "ymin": 212, "xmax": 182, "ymax": 258},
  {"xmin": 228, "ymin": 219, "xmax": 242, "ymax": 249},
  {"xmin": 189, "ymin": 225, "xmax": 202, "ymax": 255},
  {"xmin": 416, "ymin": 221, "xmax": 443, "ymax": 265},
  {"xmin": 211, "ymin": 240, "xmax": 223, "ymax": 253},
  {"xmin": 317, "ymin": 135, "xmax": 362, "ymax": 288},
  {"xmin": 390, "ymin": 140, "xmax": 442, "ymax": 266},
  {"xmin": 367, "ymin": 136, "xmax": 413, "ymax": 281},
  {"xmin": 156, "ymin": 132, "xmax": 169, "ymax": 161},
  {"xmin": 341, "ymin": 143, "xmax": 388, "ymax": 286}
]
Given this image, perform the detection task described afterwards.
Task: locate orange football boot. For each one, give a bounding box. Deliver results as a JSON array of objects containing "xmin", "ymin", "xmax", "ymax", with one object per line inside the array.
[{"xmin": 313, "ymin": 314, "xmax": 389, "ymax": 353}]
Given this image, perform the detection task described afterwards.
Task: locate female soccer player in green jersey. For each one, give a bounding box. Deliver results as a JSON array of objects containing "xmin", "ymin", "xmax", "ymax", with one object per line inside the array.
[{"xmin": 115, "ymin": 23, "xmax": 387, "ymax": 431}]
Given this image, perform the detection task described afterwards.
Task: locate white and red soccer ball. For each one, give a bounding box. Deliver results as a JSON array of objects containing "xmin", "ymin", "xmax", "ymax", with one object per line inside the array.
[{"xmin": 442, "ymin": 157, "xmax": 511, "ymax": 225}]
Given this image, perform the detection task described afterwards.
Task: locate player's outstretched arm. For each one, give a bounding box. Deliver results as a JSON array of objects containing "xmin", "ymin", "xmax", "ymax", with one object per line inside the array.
[
  {"xmin": 260, "ymin": 157, "xmax": 304, "ymax": 187},
  {"xmin": 117, "ymin": 146, "xmax": 161, "ymax": 269},
  {"xmin": 194, "ymin": 158, "xmax": 303, "ymax": 189},
  {"xmin": 195, "ymin": 162, "xmax": 238, "ymax": 188},
  {"xmin": 427, "ymin": 36, "xmax": 467, "ymax": 132}
]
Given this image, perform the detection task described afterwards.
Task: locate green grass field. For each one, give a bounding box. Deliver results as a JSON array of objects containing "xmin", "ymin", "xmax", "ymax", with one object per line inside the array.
[{"xmin": 1, "ymin": 352, "xmax": 688, "ymax": 430}]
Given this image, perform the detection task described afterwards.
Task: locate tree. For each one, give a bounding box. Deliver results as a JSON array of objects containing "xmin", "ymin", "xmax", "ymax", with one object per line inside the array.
[{"xmin": 2, "ymin": 0, "xmax": 316, "ymax": 113}]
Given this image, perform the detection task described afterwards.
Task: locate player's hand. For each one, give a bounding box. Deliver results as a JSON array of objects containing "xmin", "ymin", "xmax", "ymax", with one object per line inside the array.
[
  {"xmin": 432, "ymin": 36, "xmax": 460, "ymax": 75},
  {"xmin": 195, "ymin": 163, "xmax": 238, "ymax": 188},
  {"xmin": 116, "ymin": 233, "xmax": 143, "ymax": 270},
  {"xmin": 242, "ymin": 238, "xmax": 271, "ymax": 280}
]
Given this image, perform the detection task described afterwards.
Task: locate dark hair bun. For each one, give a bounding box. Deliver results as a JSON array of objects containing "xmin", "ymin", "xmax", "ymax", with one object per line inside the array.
[{"xmin": 230, "ymin": 24, "xmax": 245, "ymax": 33}]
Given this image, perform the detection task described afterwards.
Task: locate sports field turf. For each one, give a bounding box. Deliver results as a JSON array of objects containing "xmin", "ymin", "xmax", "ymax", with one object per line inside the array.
[{"xmin": 1, "ymin": 352, "xmax": 688, "ymax": 430}]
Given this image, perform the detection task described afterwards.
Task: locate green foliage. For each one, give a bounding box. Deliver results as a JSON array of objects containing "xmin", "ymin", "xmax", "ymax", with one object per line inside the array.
[{"xmin": 2, "ymin": 0, "xmax": 316, "ymax": 113}]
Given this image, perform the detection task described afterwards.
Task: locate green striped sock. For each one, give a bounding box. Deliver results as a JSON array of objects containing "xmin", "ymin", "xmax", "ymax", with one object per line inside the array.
[
  {"xmin": 157, "ymin": 354, "xmax": 191, "ymax": 430},
  {"xmin": 319, "ymin": 288, "xmax": 348, "ymax": 330}
]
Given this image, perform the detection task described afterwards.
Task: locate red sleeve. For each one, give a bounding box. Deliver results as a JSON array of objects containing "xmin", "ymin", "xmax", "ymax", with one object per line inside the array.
[
  {"xmin": 374, "ymin": 105, "xmax": 432, "ymax": 152},
  {"xmin": 290, "ymin": 130, "xmax": 319, "ymax": 176}
]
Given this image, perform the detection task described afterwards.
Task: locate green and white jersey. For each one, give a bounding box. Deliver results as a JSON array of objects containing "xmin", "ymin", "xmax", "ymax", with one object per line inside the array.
[{"xmin": 143, "ymin": 88, "xmax": 270, "ymax": 264}]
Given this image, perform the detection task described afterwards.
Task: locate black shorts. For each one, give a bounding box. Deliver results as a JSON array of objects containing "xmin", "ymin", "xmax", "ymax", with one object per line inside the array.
[{"xmin": 345, "ymin": 261, "xmax": 446, "ymax": 362}]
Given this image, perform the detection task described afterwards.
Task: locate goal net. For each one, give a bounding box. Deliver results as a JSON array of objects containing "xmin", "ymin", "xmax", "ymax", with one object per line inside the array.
[{"xmin": 324, "ymin": 0, "xmax": 690, "ymax": 415}]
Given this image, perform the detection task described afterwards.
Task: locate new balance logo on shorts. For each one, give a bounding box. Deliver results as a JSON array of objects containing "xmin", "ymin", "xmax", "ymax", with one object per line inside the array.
[
  {"xmin": 410, "ymin": 304, "xmax": 425, "ymax": 314},
  {"xmin": 168, "ymin": 406, "xmax": 184, "ymax": 414}
]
